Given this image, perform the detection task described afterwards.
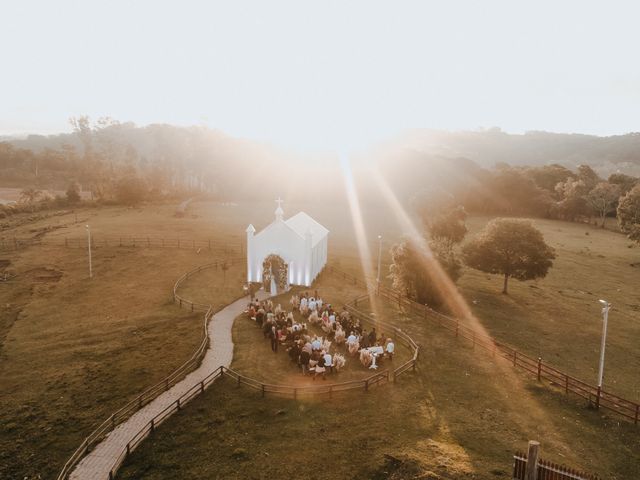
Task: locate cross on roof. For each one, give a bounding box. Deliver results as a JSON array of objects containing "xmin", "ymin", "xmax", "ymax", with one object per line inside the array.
[{"xmin": 275, "ymin": 197, "xmax": 283, "ymax": 209}]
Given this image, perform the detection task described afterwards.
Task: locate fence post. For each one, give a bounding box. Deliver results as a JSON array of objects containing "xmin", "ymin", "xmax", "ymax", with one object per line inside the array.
[
  {"xmin": 201, "ymin": 381, "xmax": 205, "ymax": 394},
  {"xmin": 150, "ymin": 418, "xmax": 155, "ymax": 432},
  {"xmin": 525, "ymin": 440, "xmax": 539, "ymax": 480},
  {"xmin": 176, "ymin": 398, "xmax": 181, "ymax": 410},
  {"xmin": 126, "ymin": 443, "xmax": 131, "ymax": 457},
  {"xmin": 537, "ymin": 358, "xmax": 542, "ymax": 381},
  {"xmin": 424, "ymin": 305, "xmax": 427, "ymax": 320},
  {"xmin": 595, "ymin": 386, "xmax": 601, "ymax": 410},
  {"xmin": 261, "ymin": 384, "xmax": 265, "ymax": 397}
]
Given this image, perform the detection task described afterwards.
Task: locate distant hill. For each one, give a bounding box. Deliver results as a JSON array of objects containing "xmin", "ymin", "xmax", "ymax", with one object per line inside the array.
[{"xmin": 393, "ymin": 128, "xmax": 640, "ymax": 176}]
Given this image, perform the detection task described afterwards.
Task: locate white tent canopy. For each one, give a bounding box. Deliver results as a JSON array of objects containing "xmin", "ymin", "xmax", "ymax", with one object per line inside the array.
[{"xmin": 246, "ymin": 199, "xmax": 329, "ymax": 289}]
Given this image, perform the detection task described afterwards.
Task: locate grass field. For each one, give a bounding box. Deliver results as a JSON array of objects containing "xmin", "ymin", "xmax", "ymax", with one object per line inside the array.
[
  {"xmin": 1, "ymin": 199, "xmax": 638, "ymax": 479},
  {"xmin": 117, "ymin": 272, "xmax": 640, "ymax": 480},
  {"xmin": 460, "ymin": 216, "xmax": 640, "ymax": 402},
  {"xmin": 0, "ymin": 205, "xmax": 246, "ymax": 479}
]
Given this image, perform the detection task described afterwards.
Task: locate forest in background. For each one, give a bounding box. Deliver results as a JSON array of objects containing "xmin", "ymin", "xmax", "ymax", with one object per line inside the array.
[{"xmin": 1, "ymin": 118, "xmax": 639, "ymax": 227}]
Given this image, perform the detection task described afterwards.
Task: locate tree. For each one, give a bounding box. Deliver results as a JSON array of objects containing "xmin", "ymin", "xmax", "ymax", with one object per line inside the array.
[
  {"xmin": 462, "ymin": 218, "xmax": 555, "ymax": 294},
  {"xmin": 389, "ymin": 237, "xmax": 462, "ymax": 306},
  {"xmin": 586, "ymin": 182, "xmax": 620, "ymax": 227},
  {"xmin": 66, "ymin": 182, "xmax": 82, "ymax": 204},
  {"xmin": 115, "ymin": 176, "xmax": 147, "ymax": 206},
  {"xmin": 576, "ymin": 164, "xmax": 601, "ymax": 190},
  {"xmin": 617, "ymin": 185, "xmax": 640, "ymax": 243},
  {"xmin": 527, "ymin": 164, "xmax": 575, "ymax": 194},
  {"xmin": 554, "ymin": 178, "xmax": 590, "ymax": 221},
  {"xmin": 19, "ymin": 188, "xmax": 42, "ymax": 207},
  {"xmin": 427, "ymin": 205, "xmax": 468, "ymax": 252},
  {"xmin": 608, "ymin": 173, "xmax": 638, "ymax": 197}
]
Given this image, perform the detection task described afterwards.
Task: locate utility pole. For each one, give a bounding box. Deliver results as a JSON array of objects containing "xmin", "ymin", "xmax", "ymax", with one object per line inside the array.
[
  {"xmin": 597, "ymin": 299, "xmax": 611, "ymax": 388},
  {"xmin": 86, "ymin": 224, "xmax": 93, "ymax": 279},
  {"xmin": 376, "ymin": 235, "xmax": 382, "ymax": 290}
]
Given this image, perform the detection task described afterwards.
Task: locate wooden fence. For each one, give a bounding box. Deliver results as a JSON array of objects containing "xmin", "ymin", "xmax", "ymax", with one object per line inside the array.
[
  {"xmin": 0, "ymin": 234, "xmax": 244, "ymax": 255},
  {"xmin": 513, "ymin": 452, "xmax": 601, "ymax": 480},
  {"xmin": 57, "ymin": 263, "xmax": 420, "ymax": 480},
  {"xmin": 172, "ymin": 258, "xmax": 243, "ymax": 312},
  {"xmin": 329, "ymin": 265, "xmax": 640, "ymax": 425},
  {"xmin": 56, "ymin": 306, "xmax": 215, "ymax": 480}
]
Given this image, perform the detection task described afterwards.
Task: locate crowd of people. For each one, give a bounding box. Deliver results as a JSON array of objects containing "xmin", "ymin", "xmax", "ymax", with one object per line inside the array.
[{"xmin": 246, "ymin": 291, "xmax": 395, "ymax": 380}]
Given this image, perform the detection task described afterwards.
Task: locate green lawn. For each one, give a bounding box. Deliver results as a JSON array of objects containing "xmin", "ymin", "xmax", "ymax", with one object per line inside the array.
[
  {"xmin": 460, "ymin": 216, "xmax": 640, "ymax": 402},
  {"xmin": 2, "ymin": 201, "xmax": 639, "ymax": 479},
  {"xmin": 0, "ymin": 205, "xmax": 249, "ymax": 480},
  {"xmin": 117, "ymin": 272, "xmax": 640, "ymax": 480}
]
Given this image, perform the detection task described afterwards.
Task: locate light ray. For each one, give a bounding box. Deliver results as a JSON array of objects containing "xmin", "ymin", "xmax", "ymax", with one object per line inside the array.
[{"xmin": 339, "ymin": 153, "xmax": 380, "ymax": 317}]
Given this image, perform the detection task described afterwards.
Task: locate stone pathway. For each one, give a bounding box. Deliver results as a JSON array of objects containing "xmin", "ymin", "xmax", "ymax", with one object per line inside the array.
[{"xmin": 70, "ymin": 291, "xmax": 268, "ymax": 480}]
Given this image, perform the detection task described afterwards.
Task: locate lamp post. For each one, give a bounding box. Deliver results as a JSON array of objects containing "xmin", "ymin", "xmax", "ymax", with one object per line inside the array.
[
  {"xmin": 376, "ymin": 235, "xmax": 382, "ymax": 290},
  {"xmin": 85, "ymin": 224, "xmax": 93, "ymax": 279},
  {"xmin": 597, "ymin": 299, "xmax": 611, "ymax": 389}
]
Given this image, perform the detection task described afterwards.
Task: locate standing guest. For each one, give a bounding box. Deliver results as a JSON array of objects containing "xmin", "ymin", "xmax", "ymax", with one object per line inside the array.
[
  {"xmin": 270, "ymin": 326, "xmax": 278, "ymax": 353},
  {"xmin": 385, "ymin": 338, "xmax": 395, "ymax": 360},
  {"xmin": 300, "ymin": 347, "xmax": 310, "ymax": 375},
  {"xmin": 361, "ymin": 329, "xmax": 369, "ymax": 349},
  {"xmin": 369, "ymin": 328, "xmax": 377, "ymax": 347}
]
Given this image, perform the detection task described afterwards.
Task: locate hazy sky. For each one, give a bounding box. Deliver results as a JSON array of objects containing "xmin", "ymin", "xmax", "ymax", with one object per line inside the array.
[{"xmin": 2, "ymin": 0, "xmax": 640, "ymax": 151}]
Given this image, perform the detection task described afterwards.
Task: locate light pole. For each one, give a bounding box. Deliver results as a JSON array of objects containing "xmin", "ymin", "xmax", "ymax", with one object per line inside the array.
[
  {"xmin": 597, "ymin": 299, "xmax": 610, "ymax": 389},
  {"xmin": 376, "ymin": 235, "xmax": 382, "ymax": 289},
  {"xmin": 86, "ymin": 224, "xmax": 93, "ymax": 279}
]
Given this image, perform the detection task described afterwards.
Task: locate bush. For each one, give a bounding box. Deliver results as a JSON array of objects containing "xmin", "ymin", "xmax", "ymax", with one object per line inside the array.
[{"xmin": 115, "ymin": 176, "xmax": 147, "ymax": 206}]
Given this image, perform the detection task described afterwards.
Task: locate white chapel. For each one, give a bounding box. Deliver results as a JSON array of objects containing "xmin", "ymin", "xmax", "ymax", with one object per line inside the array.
[{"xmin": 246, "ymin": 199, "xmax": 329, "ymax": 291}]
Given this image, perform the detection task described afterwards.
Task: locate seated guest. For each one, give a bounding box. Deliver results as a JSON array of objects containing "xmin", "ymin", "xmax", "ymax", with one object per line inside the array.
[
  {"xmin": 314, "ymin": 353, "xmax": 326, "ymax": 380},
  {"xmin": 308, "ymin": 309, "xmax": 320, "ymax": 325},
  {"xmin": 312, "ymin": 336, "xmax": 322, "ymax": 351},
  {"xmin": 332, "ymin": 352, "xmax": 346, "ymax": 372},
  {"xmin": 323, "ymin": 351, "xmax": 333, "ymax": 373},
  {"xmin": 346, "ymin": 331, "xmax": 359, "ymax": 356}
]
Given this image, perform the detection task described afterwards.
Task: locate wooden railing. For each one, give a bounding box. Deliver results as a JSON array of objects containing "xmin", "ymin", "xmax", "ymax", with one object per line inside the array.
[
  {"xmin": 58, "ymin": 263, "xmax": 421, "ymax": 480},
  {"xmin": 58, "ymin": 259, "xmax": 246, "ymax": 479},
  {"xmin": 327, "ymin": 265, "xmax": 640, "ymax": 425},
  {"xmin": 513, "ymin": 451, "xmax": 601, "ymax": 480},
  {"xmin": 0, "ymin": 234, "xmax": 243, "ymax": 255},
  {"xmin": 56, "ymin": 306, "xmax": 214, "ymax": 480},
  {"xmin": 172, "ymin": 258, "xmax": 243, "ymax": 312}
]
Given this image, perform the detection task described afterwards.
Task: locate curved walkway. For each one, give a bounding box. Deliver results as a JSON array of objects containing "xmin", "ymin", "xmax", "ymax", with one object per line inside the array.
[{"xmin": 70, "ymin": 291, "xmax": 268, "ymax": 480}]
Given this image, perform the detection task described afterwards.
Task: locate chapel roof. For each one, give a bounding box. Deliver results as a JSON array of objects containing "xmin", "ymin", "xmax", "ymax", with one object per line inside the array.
[{"xmin": 284, "ymin": 212, "xmax": 329, "ymax": 246}]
